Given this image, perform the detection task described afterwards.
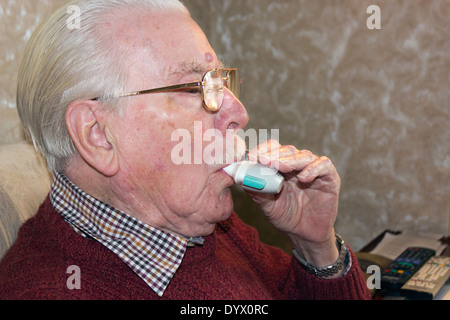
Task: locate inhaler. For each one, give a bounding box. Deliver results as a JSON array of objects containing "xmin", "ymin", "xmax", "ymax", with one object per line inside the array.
[{"xmin": 223, "ymin": 159, "xmax": 285, "ymax": 194}]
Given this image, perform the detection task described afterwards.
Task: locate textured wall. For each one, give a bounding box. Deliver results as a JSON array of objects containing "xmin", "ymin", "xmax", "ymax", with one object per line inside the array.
[
  {"xmin": 0, "ymin": 0, "xmax": 68, "ymax": 144},
  {"xmin": 1, "ymin": 0, "xmax": 449, "ymax": 252},
  {"xmin": 186, "ymin": 0, "xmax": 450, "ymax": 250}
]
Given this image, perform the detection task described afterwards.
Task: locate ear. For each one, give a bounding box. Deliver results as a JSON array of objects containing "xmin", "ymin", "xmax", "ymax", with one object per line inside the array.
[{"xmin": 65, "ymin": 100, "xmax": 119, "ymax": 176}]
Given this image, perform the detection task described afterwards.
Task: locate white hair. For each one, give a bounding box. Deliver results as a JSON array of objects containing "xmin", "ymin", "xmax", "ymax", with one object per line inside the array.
[{"xmin": 17, "ymin": 0, "xmax": 190, "ymax": 172}]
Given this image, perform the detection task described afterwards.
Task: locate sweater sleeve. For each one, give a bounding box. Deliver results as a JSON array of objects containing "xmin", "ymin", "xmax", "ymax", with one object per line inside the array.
[
  {"xmin": 289, "ymin": 248, "xmax": 372, "ymax": 300},
  {"xmin": 219, "ymin": 212, "xmax": 372, "ymax": 300}
]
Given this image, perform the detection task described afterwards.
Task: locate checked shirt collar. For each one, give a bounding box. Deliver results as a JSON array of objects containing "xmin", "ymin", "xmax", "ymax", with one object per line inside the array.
[{"xmin": 50, "ymin": 171, "xmax": 192, "ymax": 297}]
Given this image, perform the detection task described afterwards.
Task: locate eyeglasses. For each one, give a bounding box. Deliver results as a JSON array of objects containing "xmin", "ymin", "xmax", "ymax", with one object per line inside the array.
[{"xmin": 92, "ymin": 68, "xmax": 240, "ymax": 112}]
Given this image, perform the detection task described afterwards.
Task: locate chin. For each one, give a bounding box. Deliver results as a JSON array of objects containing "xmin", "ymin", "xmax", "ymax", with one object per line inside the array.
[
  {"xmin": 217, "ymin": 189, "xmax": 234, "ymax": 219},
  {"xmin": 180, "ymin": 187, "xmax": 234, "ymax": 237},
  {"xmin": 198, "ymin": 197, "xmax": 234, "ymax": 237}
]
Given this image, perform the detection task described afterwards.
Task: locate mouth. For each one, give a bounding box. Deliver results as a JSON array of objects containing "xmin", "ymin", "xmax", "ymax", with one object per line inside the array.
[
  {"xmin": 225, "ymin": 133, "xmax": 247, "ymax": 164},
  {"xmin": 216, "ymin": 164, "xmax": 237, "ymax": 186},
  {"xmin": 203, "ymin": 132, "xmax": 247, "ymax": 185},
  {"xmin": 216, "ymin": 150, "xmax": 246, "ymax": 173},
  {"xmin": 209, "ymin": 134, "xmax": 246, "ymax": 171},
  {"xmin": 222, "ymin": 170, "xmax": 236, "ymax": 188}
]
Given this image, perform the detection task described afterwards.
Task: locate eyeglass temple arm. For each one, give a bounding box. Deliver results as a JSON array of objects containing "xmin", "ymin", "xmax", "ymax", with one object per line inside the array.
[
  {"xmin": 121, "ymin": 81, "xmax": 204, "ymax": 97},
  {"xmin": 91, "ymin": 81, "xmax": 203, "ymax": 101}
]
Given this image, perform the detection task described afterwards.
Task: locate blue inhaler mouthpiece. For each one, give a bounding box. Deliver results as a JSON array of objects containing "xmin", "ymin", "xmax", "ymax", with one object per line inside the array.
[{"xmin": 223, "ymin": 160, "xmax": 284, "ymax": 194}]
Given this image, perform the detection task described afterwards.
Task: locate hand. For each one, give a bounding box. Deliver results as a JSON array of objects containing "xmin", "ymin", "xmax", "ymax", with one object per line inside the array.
[{"xmin": 247, "ymin": 140, "xmax": 341, "ymax": 267}]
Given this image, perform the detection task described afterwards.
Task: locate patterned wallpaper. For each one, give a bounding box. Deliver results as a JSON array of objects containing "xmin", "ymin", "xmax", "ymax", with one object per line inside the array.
[
  {"xmin": 1, "ymin": 0, "xmax": 449, "ymax": 250},
  {"xmin": 0, "ymin": 0, "xmax": 68, "ymax": 143},
  {"xmin": 186, "ymin": 0, "xmax": 450, "ymax": 250}
]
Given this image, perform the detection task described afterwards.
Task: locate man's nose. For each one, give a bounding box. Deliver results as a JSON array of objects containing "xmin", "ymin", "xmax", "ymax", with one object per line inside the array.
[{"xmin": 215, "ymin": 87, "xmax": 249, "ymax": 131}]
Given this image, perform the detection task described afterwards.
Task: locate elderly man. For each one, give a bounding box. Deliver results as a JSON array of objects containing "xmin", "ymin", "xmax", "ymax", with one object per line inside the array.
[{"xmin": 0, "ymin": 0, "xmax": 371, "ymax": 300}]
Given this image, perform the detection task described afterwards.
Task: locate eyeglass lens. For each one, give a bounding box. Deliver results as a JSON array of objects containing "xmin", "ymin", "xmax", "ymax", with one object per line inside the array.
[{"xmin": 203, "ymin": 69, "xmax": 240, "ymax": 112}]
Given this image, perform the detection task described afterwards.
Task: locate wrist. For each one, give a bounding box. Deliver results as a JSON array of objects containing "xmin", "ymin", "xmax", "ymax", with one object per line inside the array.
[
  {"xmin": 291, "ymin": 233, "xmax": 339, "ymax": 267},
  {"xmin": 293, "ymin": 233, "xmax": 351, "ymax": 279}
]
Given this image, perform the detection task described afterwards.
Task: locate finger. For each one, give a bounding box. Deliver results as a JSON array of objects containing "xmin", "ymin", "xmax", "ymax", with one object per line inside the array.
[
  {"xmin": 297, "ymin": 156, "xmax": 338, "ymax": 184},
  {"xmin": 257, "ymin": 146, "xmax": 318, "ymax": 174},
  {"xmin": 248, "ymin": 141, "xmax": 313, "ymax": 164},
  {"xmin": 276, "ymin": 149, "xmax": 318, "ymax": 173},
  {"xmin": 247, "ymin": 139, "xmax": 281, "ymax": 162}
]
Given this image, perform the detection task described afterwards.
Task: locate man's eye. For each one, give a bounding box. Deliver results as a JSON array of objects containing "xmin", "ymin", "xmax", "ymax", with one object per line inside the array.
[{"xmin": 185, "ymin": 87, "xmax": 202, "ymax": 95}]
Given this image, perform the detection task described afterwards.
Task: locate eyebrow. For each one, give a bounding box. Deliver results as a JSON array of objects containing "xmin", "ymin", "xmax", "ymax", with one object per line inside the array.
[{"xmin": 168, "ymin": 60, "xmax": 225, "ymax": 80}]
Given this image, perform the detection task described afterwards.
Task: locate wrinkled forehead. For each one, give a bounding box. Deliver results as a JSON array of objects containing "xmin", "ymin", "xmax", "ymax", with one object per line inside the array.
[
  {"xmin": 99, "ymin": 9, "xmax": 191, "ymax": 53},
  {"xmin": 103, "ymin": 8, "xmax": 219, "ymax": 82}
]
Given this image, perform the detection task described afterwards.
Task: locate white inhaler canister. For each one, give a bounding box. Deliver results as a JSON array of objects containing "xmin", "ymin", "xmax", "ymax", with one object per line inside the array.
[{"xmin": 223, "ymin": 161, "xmax": 284, "ymax": 194}]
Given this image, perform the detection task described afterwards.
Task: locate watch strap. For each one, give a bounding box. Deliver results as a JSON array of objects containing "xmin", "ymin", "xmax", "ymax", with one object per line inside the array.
[{"xmin": 293, "ymin": 234, "xmax": 351, "ymax": 278}]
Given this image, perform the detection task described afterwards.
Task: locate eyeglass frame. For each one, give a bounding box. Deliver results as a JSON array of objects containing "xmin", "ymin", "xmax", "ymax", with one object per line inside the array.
[{"xmin": 91, "ymin": 68, "xmax": 240, "ymax": 112}]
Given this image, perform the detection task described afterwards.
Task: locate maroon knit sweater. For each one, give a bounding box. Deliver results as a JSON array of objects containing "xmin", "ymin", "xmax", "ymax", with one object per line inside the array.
[{"xmin": 0, "ymin": 197, "xmax": 371, "ymax": 300}]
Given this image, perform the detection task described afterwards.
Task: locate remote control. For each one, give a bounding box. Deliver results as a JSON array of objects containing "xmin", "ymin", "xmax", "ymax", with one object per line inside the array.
[
  {"xmin": 401, "ymin": 256, "xmax": 450, "ymax": 299},
  {"xmin": 381, "ymin": 247, "xmax": 436, "ymax": 290}
]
